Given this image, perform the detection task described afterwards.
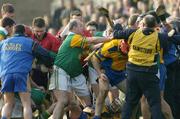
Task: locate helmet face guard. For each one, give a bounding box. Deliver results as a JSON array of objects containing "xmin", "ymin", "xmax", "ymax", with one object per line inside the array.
[{"xmin": 107, "ymin": 98, "xmax": 125, "ymax": 113}]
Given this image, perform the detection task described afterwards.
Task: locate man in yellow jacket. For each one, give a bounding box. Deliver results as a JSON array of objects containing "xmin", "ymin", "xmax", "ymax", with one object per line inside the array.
[{"xmin": 113, "ymin": 15, "xmax": 180, "ymax": 119}]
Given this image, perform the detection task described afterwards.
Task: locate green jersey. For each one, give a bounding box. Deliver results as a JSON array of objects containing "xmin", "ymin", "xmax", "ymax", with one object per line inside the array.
[{"xmin": 54, "ymin": 33, "xmax": 89, "ymax": 78}]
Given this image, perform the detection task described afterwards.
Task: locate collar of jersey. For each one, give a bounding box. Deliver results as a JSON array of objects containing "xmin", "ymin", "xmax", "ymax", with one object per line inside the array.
[{"xmin": 0, "ymin": 27, "xmax": 8, "ymax": 35}]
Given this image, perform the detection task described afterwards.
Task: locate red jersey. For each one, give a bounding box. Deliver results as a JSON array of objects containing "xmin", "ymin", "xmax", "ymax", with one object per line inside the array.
[
  {"xmin": 83, "ymin": 29, "xmax": 92, "ymax": 37},
  {"xmin": 31, "ymin": 32, "xmax": 61, "ymax": 53}
]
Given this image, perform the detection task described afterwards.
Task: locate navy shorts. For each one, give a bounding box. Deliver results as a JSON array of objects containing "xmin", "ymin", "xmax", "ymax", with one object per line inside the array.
[
  {"xmin": 1, "ymin": 73, "xmax": 28, "ymax": 93},
  {"xmin": 104, "ymin": 67, "xmax": 126, "ymax": 86}
]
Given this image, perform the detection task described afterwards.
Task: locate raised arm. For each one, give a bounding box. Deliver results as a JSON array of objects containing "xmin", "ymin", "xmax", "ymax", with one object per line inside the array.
[
  {"xmin": 86, "ymin": 36, "xmax": 112, "ymax": 44},
  {"xmin": 113, "ymin": 26, "xmax": 136, "ymax": 40}
]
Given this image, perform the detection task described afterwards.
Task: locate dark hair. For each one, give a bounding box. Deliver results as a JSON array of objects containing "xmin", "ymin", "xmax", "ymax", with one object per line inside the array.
[
  {"xmin": 69, "ymin": 20, "xmax": 78, "ymax": 30},
  {"xmin": 1, "ymin": 17, "xmax": 15, "ymax": 27},
  {"xmin": 147, "ymin": 10, "xmax": 160, "ymax": 24},
  {"xmin": 32, "ymin": 17, "xmax": 45, "ymax": 28},
  {"xmin": 70, "ymin": 8, "xmax": 82, "ymax": 17},
  {"xmin": 14, "ymin": 24, "xmax": 25, "ymax": 34},
  {"xmin": 1, "ymin": 3, "xmax": 14, "ymax": 13},
  {"xmin": 128, "ymin": 14, "xmax": 139, "ymax": 26},
  {"xmin": 86, "ymin": 21, "xmax": 98, "ymax": 29},
  {"xmin": 143, "ymin": 15, "xmax": 157, "ymax": 28}
]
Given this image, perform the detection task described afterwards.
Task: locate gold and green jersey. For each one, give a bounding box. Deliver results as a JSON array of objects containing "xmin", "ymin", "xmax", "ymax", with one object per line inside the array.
[
  {"xmin": 0, "ymin": 27, "xmax": 8, "ymax": 41},
  {"xmin": 54, "ymin": 33, "xmax": 89, "ymax": 78}
]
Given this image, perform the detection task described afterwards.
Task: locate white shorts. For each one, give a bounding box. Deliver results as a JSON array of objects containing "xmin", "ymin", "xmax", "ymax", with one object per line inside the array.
[
  {"xmin": 88, "ymin": 67, "xmax": 98, "ymax": 84},
  {"xmin": 49, "ymin": 66, "xmax": 90, "ymax": 96}
]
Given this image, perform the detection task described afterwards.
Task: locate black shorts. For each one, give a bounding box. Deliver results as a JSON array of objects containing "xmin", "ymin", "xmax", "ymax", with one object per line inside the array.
[{"xmin": 31, "ymin": 69, "xmax": 49, "ymax": 90}]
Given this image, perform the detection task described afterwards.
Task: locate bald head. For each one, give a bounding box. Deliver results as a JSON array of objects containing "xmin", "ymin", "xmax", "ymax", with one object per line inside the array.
[{"xmin": 143, "ymin": 15, "xmax": 157, "ymax": 28}]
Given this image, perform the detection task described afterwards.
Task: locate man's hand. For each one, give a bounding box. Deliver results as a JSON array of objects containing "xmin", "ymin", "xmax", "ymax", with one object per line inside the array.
[
  {"xmin": 168, "ymin": 29, "xmax": 175, "ymax": 37},
  {"xmin": 106, "ymin": 33, "xmax": 113, "ymax": 40}
]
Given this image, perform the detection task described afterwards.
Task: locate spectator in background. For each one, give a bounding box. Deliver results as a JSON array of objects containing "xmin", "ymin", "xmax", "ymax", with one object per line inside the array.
[
  {"xmin": 51, "ymin": 0, "xmax": 65, "ymax": 31},
  {"xmin": 108, "ymin": 2, "xmax": 116, "ymax": 19},
  {"xmin": 118, "ymin": 15, "xmax": 129, "ymax": 27},
  {"xmin": 171, "ymin": 8, "xmax": 180, "ymax": 19},
  {"xmin": 116, "ymin": 0, "xmax": 124, "ymax": 16},
  {"xmin": 127, "ymin": 14, "xmax": 139, "ymax": 28},
  {"xmin": 97, "ymin": 15, "xmax": 107, "ymax": 32},
  {"xmin": 1, "ymin": 3, "xmax": 15, "ymax": 19},
  {"xmin": 60, "ymin": 0, "xmax": 77, "ymax": 20},
  {"xmin": 59, "ymin": 17, "xmax": 69, "ymax": 32},
  {"xmin": 48, "ymin": 28, "xmax": 57, "ymax": 36},
  {"xmin": 43, "ymin": 15, "xmax": 53, "ymax": 32},
  {"xmin": 85, "ymin": 0, "xmax": 95, "ymax": 20},
  {"xmin": 43, "ymin": 14, "xmax": 57, "ymax": 35},
  {"xmin": 79, "ymin": 2, "xmax": 86, "ymax": 18},
  {"xmin": 122, "ymin": 0, "xmax": 131, "ymax": 16},
  {"xmin": 129, "ymin": 7, "xmax": 138, "ymax": 17},
  {"xmin": 140, "ymin": 1, "xmax": 149, "ymax": 13},
  {"xmin": 90, "ymin": 13, "xmax": 99, "ymax": 23}
]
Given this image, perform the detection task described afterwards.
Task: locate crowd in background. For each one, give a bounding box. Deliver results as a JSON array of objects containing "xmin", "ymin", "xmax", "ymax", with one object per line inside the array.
[{"xmin": 47, "ymin": 0, "xmax": 180, "ymax": 35}]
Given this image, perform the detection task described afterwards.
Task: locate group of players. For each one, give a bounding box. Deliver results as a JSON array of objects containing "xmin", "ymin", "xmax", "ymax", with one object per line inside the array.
[{"xmin": 0, "ymin": 2, "xmax": 180, "ymax": 119}]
